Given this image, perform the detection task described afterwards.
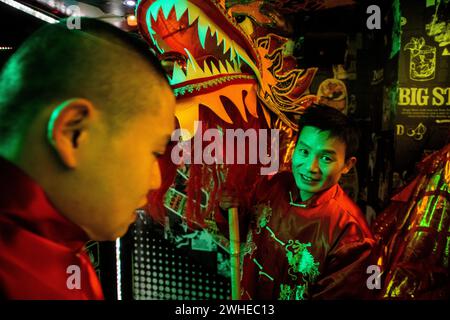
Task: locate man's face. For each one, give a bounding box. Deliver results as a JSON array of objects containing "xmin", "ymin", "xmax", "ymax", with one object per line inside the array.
[
  {"xmin": 77, "ymin": 84, "xmax": 175, "ymax": 240},
  {"xmin": 291, "ymin": 126, "xmax": 354, "ymax": 201}
]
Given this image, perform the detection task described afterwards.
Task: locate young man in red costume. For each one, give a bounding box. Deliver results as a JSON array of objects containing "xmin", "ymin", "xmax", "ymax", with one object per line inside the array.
[
  {"xmin": 0, "ymin": 19, "xmax": 175, "ymax": 299},
  {"xmin": 221, "ymin": 104, "xmax": 376, "ymax": 299}
]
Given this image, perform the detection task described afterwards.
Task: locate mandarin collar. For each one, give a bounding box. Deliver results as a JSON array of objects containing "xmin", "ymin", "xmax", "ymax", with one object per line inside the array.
[
  {"xmin": 287, "ymin": 175, "xmax": 339, "ymax": 208},
  {"xmin": 0, "ymin": 157, "xmax": 89, "ymax": 251}
]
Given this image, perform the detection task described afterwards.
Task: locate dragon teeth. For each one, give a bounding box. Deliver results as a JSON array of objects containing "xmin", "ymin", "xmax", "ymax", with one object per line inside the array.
[
  {"xmin": 229, "ymin": 46, "xmax": 236, "ymax": 61},
  {"xmin": 218, "ymin": 61, "xmax": 227, "ymax": 74},
  {"xmin": 233, "ymin": 59, "xmax": 240, "ymax": 73},
  {"xmin": 225, "ymin": 60, "xmax": 235, "ymax": 73},
  {"xmin": 203, "ymin": 61, "xmax": 212, "ymax": 77},
  {"xmin": 161, "ymin": 1, "xmax": 173, "ymax": 19},
  {"xmin": 197, "ymin": 17, "xmax": 209, "ymax": 49},
  {"xmin": 185, "ymin": 48, "xmax": 201, "ymax": 73},
  {"xmin": 216, "ymin": 31, "xmax": 224, "ymax": 47},
  {"xmin": 187, "ymin": 8, "xmax": 198, "ymax": 25},
  {"xmin": 151, "ymin": 0, "xmax": 242, "ymax": 64},
  {"xmin": 174, "ymin": 0, "xmax": 187, "ymax": 20},
  {"xmin": 235, "ymin": 46, "xmax": 261, "ymax": 81},
  {"xmin": 149, "ymin": 2, "xmax": 160, "ymax": 21},
  {"xmin": 210, "ymin": 62, "xmax": 219, "ymax": 75},
  {"xmin": 170, "ymin": 61, "xmax": 187, "ymax": 85},
  {"xmin": 222, "ymin": 38, "xmax": 232, "ymax": 54},
  {"xmin": 149, "ymin": 0, "xmax": 263, "ymax": 83}
]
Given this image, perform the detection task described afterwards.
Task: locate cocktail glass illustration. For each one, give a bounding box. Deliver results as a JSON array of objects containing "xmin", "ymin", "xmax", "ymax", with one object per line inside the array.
[{"xmin": 404, "ymin": 37, "xmax": 436, "ymax": 81}]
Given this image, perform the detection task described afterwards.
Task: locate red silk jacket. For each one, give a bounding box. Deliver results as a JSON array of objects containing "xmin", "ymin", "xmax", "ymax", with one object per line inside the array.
[
  {"xmin": 238, "ymin": 172, "xmax": 376, "ymax": 299},
  {"xmin": 0, "ymin": 157, "xmax": 103, "ymax": 299}
]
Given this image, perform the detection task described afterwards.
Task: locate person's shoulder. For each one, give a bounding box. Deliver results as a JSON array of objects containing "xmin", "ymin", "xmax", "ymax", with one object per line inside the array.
[
  {"xmin": 331, "ymin": 185, "xmax": 363, "ymax": 217},
  {"xmin": 329, "ymin": 185, "xmax": 372, "ymax": 236},
  {"xmin": 0, "ymin": 216, "xmax": 99, "ymax": 299},
  {"xmin": 0, "ymin": 216, "xmax": 24, "ymax": 286},
  {"xmin": 0, "ymin": 215, "xmax": 35, "ymax": 270},
  {"xmin": 0, "ymin": 215, "xmax": 20, "ymax": 247}
]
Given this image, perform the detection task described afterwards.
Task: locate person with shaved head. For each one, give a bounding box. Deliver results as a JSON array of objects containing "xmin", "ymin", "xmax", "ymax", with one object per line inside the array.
[{"xmin": 0, "ymin": 18, "xmax": 175, "ymax": 299}]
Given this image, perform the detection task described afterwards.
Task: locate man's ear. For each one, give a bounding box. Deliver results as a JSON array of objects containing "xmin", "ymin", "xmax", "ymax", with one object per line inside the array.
[
  {"xmin": 47, "ymin": 99, "xmax": 95, "ymax": 168},
  {"xmin": 342, "ymin": 156, "xmax": 357, "ymax": 175}
]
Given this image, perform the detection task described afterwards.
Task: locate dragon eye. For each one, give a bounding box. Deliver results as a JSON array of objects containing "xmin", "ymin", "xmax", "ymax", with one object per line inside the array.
[
  {"xmin": 235, "ymin": 15, "xmax": 246, "ymax": 23},
  {"xmin": 234, "ymin": 15, "xmax": 254, "ymax": 35}
]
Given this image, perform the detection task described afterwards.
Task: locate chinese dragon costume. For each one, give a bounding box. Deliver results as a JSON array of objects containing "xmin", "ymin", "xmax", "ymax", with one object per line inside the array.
[{"xmin": 135, "ymin": 0, "xmax": 449, "ymax": 300}]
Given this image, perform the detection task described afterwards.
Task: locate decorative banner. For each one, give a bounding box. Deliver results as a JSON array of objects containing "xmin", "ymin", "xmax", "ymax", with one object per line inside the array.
[{"xmin": 395, "ymin": 0, "xmax": 450, "ymax": 177}]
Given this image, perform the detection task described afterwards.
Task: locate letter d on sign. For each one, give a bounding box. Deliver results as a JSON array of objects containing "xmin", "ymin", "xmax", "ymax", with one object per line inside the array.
[
  {"xmin": 66, "ymin": 265, "xmax": 81, "ymax": 289},
  {"xmin": 366, "ymin": 265, "xmax": 381, "ymax": 290}
]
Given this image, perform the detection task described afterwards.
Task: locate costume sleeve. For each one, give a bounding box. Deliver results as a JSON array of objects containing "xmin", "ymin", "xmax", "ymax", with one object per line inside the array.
[
  {"xmin": 311, "ymin": 221, "xmax": 377, "ymax": 299},
  {"xmin": 212, "ymin": 174, "xmax": 276, "ymax": 241}
]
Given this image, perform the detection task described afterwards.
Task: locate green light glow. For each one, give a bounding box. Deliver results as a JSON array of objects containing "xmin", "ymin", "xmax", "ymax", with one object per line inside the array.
[
  {"xmin": 46, "ymin": 101, "xmax": 72, "ymax": 148},
  {"xmin": 391, "ymin": 0, "xmax": 401, "ymax": 58},
  {"xmin": 444, "ymin": 236, "xmax": 450, "ymax": 268},
  {"xmin": 426, "ymin": 0, "xmax": 436, "ymax": 7},
  {"xmin": 419, "ymin": 197, "xmax": 432, "ymax": 228}
]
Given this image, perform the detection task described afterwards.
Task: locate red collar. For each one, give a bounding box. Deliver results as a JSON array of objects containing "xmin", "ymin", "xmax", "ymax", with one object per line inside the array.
[
  {"xmin": 0, "ymin": 157, "xmax": 89, "ymax": 251},
  {"xmin": 287, "ymin": 177, "xmax": 340, "ymax": 208}
]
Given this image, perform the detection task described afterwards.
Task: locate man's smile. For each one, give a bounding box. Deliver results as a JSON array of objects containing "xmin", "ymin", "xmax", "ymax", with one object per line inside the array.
[{"xmin": 298, "ymin": 173, "xmax": 321, "ymax": 184}]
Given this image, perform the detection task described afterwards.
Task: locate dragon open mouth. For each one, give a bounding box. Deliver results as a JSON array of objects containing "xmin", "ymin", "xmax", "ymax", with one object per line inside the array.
[{"xmin": 137, "ymin": 0, "xmax": 261, "ymax": 96}]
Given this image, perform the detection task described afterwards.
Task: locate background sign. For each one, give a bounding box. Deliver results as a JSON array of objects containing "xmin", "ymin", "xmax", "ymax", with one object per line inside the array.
[{"xmin": 395, "ymin": 0, "xmax": 450, "ymax": 177}]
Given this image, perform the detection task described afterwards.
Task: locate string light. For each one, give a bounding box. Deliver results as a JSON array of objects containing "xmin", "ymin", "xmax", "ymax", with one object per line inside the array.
[
  {"xmin": 116, "ymin": 238, "xmax": 122, "ymax": 300},
  {"xmin": 0, "ymin": 0, "xmax": 58, "ymax": 23},
  {"xmin": 124, "ymin": 0, "xmax": 136, "ymax": 7}
]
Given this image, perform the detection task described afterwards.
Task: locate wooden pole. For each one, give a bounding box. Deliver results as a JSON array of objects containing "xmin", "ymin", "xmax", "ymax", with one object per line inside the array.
[{"xmin": 228, "ymin": 207, "xmax": 241, "ymax": 300}]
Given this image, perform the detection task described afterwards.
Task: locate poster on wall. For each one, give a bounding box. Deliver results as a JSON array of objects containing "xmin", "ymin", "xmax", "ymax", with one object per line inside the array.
[{"xmin": 395, "ymin": 0, "xmax": 450, "ymax": 177}]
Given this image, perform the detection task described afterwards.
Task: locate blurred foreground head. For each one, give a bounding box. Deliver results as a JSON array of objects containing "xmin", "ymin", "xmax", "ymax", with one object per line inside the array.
[{"xmin": 0, "ymin": 18, "xmax": 175, "ymax": 240}]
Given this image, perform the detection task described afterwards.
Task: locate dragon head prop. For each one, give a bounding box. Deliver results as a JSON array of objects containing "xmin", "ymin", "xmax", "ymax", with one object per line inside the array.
[
  {"xmin": 136, "ymin": 0, "xmax": 352, "ymax": 223},
  {"xmin": 137, "ymin": 0, "xmax": 269, "ymax": 138},
  {"xmin": 136, "ymin": 0, "xmax": 330, "ymax": 132}
]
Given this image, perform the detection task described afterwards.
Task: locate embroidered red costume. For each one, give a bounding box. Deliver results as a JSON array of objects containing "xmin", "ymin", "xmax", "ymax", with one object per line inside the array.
[
  {"xmin": 0, "ymin": 157, "xmax": 103, "ymax": 299},
  {"xmin": 237, "ymin": 172, "xmax": 375, "ymax": 299}
]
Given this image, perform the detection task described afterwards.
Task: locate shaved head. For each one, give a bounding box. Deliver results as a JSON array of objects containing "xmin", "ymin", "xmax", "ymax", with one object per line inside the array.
[
  {"xmin": 0, "ymin": 18, "xmax": 176, "ymax": 241},
  {"xmin": 0, "ymin": 18, "xmax": 170, "ymax": 144}
]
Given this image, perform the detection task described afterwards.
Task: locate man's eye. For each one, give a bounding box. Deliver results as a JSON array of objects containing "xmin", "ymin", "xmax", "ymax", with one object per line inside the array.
[
  {"xmin": 298, "ymin": 149, "xmax": 308, "ymax": 156},
  {"xmin": 321, "ymin": 156, "xmax": 333, "ymax": 163}
]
